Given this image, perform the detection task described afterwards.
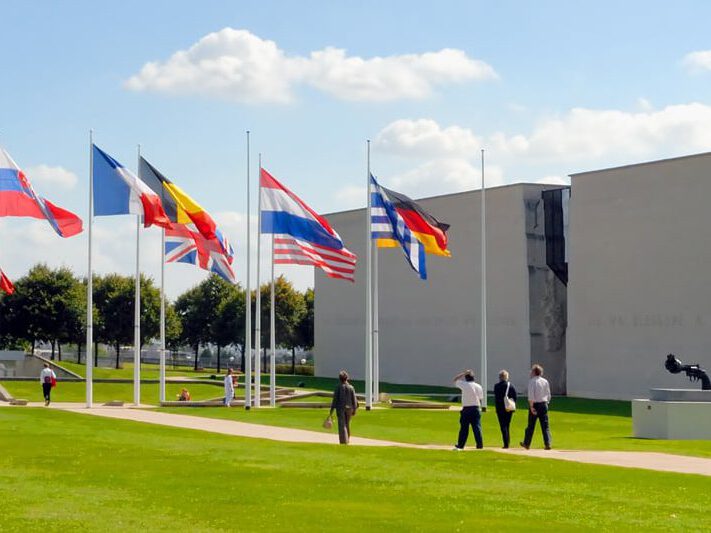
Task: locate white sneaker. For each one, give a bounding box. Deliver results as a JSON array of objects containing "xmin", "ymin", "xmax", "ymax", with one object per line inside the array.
[{"xmin": 452, "ymin": 446, "xmax": 463, "ymax": 451}]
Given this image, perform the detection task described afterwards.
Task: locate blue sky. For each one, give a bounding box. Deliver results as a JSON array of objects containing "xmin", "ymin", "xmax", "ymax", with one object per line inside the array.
[{"xmin": 2, "ymin": 0, "xmax": 711, "ymax": 297}]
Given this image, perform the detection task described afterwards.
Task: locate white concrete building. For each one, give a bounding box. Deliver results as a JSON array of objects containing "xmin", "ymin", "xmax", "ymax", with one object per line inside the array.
[
  {"xmin": 314, "ymin": 183, "xmax": 568, "ymax": 394},
  {"xmin": 567, "ymin": 153, "xmax": 711, "ymax": 400}
]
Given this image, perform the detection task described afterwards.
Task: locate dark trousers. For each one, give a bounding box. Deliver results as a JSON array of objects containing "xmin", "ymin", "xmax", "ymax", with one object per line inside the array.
[
  {"xmin": 457, "ymin": 406, "xmax": 483, "ymax": 449},
  {"xmin": 336, "ymin": 407, "xmax": 353, "ymax": 444},
  {"xmin": 496, "ymin": 409, "xmax": 513, "ymax": 448},
  {"xmin": 42, "ymin": 383, "xmax": 52, "ymax": 403},
  {"xmin": 523, "ymin": 402, "xmax": 551, "ymax": 447}
]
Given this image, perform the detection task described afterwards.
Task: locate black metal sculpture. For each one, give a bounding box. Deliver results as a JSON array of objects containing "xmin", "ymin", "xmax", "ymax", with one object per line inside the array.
[{"xmin": 665, "ymin": 354, "xmax": 711, "ymax": 390}]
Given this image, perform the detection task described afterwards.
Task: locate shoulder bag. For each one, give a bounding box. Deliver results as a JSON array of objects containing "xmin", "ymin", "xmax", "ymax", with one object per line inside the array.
[{"xmin": 504, "ymin": 382, "xmax": 516, "ymax": 412}]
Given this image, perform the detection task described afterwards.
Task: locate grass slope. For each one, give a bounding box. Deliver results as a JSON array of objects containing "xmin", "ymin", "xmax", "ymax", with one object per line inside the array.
[
  {"xmin": 1, "ymin": 407, "xmax": 708, "ymax": 532},
  {"xmin": 160, "ymin": 398, "xmax": 711, "ymax": 458},
  {"xmin": 1, "ymin": 381, "xmax": 228, "ymax": 403}
]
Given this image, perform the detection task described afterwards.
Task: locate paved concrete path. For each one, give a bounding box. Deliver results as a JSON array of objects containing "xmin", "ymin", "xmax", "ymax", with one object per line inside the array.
[{"xmin": 4, "ymin": 403, "xmax": 711, "ymax": 477}]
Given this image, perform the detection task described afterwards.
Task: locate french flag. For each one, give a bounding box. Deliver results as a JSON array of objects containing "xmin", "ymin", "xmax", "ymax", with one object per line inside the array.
[
  {"xmin": 93, "ymin": 145, "xmax": 171, "ymax": 228},
  {"xmin": 0, "ymin": 146, "xmax": 83, "ymax": 238},
  {"xmin": 260, "ymin": 168, "xmax": 357, "ymax": 282}
]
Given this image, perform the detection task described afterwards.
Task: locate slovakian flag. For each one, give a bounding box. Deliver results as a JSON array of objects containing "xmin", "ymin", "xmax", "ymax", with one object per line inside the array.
[
  {"xmin": 0, "ymin": 268, "xmax": 14, "ymax": 295},
  {"xmin": 0, "ymin": 146, "xmax": 83, "ymax": 237},
  {"xmin": 92, "ymin": 145, "xmax": 171, "ymax": 229},
  {"xmin": 260, "ymin": 168, "xmax": 357, "ymax": 282},
  {"xmin": 370, "ymin": 174, "xmax": 429, "ymax": 279},
  {"xmin": 138, "ymin": 156, "xmax": 230, "ymax": 257},
  {"xmin": 165, "ymin": 223, "xmax": 236, "ymax": 284}
]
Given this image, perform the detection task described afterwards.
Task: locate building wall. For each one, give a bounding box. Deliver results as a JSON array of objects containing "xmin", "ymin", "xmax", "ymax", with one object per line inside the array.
[
  {"xmin": 315, "ymin": 184, "xmax": 559, "ymax": 393},
  {"xmin": 567, "ymin": 153, "xmax": 711, "ymax": 400}
]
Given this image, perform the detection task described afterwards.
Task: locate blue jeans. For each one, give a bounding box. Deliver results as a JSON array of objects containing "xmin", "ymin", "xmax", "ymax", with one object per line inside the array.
[{"xmin": 457, "ymin": 406, "xmax": 483, "ymax": 448}]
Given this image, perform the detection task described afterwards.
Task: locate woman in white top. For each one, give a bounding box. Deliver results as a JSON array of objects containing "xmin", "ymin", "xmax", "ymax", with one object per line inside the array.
[
  {"xmin": 39, "ymin": 363, "xmax": 56, "ymax": 406},
  {"xmin": 224, "ymin": 368, "xmax": 235, "ymax": 407}
]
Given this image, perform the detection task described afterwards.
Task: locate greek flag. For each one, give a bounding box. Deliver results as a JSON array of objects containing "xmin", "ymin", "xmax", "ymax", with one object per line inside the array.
[{"xmin": 370, "ymin": 174, "xmax": 426, "ymax": 280}]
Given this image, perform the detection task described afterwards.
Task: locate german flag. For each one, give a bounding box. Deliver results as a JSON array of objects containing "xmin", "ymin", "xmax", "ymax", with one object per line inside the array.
[{"xmin": 375, "ymin": 185, "xmax": 451, "ymax": 257}]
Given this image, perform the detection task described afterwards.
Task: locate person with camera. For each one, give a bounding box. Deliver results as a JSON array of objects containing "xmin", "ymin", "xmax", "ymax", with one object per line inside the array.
[{"xmin": 453, "ymin": 369, "xmax": 484, "ymax": 450}]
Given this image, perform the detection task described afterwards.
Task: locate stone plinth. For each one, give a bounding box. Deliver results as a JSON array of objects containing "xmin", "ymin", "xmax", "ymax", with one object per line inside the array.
[
  {"xmin": 633, "ymin": 395, "xmax": 711, "ymax": 440},
  {"xmin": 649, "ymin": 388, "xmax": 711, "ymax": 402}
]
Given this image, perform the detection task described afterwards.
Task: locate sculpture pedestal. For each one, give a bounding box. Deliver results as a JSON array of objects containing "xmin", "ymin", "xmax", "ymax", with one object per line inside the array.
[{"xmin": 633, "ymin": 389, "xmax": 711, "ymax": 439}]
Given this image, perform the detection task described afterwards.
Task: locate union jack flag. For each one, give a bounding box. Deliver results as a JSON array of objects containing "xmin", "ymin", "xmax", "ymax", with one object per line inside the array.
[{"xmin": 165, "ymin": 223, "xmax": 236, "ymax": 284}]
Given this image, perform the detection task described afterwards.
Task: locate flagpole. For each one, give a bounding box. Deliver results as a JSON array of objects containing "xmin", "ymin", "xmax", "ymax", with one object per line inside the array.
[
  {"xmin": 244, "ymin": 131, "xmax": 252, "ymax": 411},
  {"xmin": 480, "ymin": 148, "xmax": 488, "ymax": 409},
  {"xmin": 134, "ymin": 144, "xmax": 141, "ymax": 407},
  {"xmin": 159, "ymin": 226, "xmax": 166, "ymax": 404},
  {"xmin": 269, "ymin": 234, "xmax": 276, "ymax": 407},
  {"xmin": 365, "ymin": 140, "xmax": 373, "ymax": 410},
  {"xmin": 372, "ymin": 168, "xmax": 380, "ymax": 403},
  {"xmin": 86, "ymin": 130, "xmax": 94, "ymax": 408},
  {"xmin": 254, "ymin": 153, "xmax": 262, "ymax": 407}
]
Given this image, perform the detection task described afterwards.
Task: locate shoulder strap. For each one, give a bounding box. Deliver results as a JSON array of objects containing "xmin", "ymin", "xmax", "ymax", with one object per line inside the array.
[{"xmin": 505, "ymin": 381, "xmax": 511, "ymax": 397}]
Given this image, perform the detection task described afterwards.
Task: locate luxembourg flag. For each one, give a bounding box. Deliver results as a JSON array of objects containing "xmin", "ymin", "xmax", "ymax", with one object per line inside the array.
[
  {"xmin": 92, "ymin": 144, "xmax": 171, "ymax": 228},
  {"xmin": 0, "ymin": 146, "xmax": 83, "ymax": 237},
  {"xmin": 260, "ymin": 168, "xmax": 357, "ymax": 282}
]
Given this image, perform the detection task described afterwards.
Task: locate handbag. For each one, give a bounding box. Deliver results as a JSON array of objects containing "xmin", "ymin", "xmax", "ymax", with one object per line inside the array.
[
  {"xmin": 322, "ymin": 416, "xmax": 333, "ymax": 429},
  {"xmin": 504, "ymin": 382, "xmax": 516, "ymax": 412},
  {"xmin": 50, "ymin": 376, "xmax": 57, "ymax": 388}
]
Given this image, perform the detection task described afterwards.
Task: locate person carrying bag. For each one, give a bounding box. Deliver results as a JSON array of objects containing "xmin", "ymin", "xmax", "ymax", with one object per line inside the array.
[{"xmin": 494, "ymin": 370, "xmax": 518, "ymax": 448}]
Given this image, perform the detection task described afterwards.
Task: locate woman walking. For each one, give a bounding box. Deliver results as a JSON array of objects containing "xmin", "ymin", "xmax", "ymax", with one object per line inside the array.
[
  {"xmin": 329, "ymin": 371, "xmax": 358, "ymax": 444},
  {"xmin": 39, "ymin": 363, "xmax": 57, "ymax": 406},
  {"xmin": 493, "ymin": 370, "xmax": 517, "ymax": 448}
]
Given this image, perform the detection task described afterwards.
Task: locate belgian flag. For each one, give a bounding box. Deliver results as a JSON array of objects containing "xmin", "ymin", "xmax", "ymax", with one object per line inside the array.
[{"xmin": 376, "ymin": 185, "xmax": 451, "ymax": 257}]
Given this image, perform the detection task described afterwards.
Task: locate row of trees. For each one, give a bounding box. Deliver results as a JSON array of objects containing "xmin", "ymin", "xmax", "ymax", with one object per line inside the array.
[{"xmin": 0, "ymin": 264, "xmax": 314, "ymax": 372}]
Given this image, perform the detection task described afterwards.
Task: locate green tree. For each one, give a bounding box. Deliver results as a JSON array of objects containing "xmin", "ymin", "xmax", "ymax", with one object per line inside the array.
[
  {"xmin": 294, "ymin": 287, "xmax": 314, "ymax": 373},
  {"xmin": 93, "ymin": 274, "xmax": 134, "ymax": 369},
  {"xmin": 0, "ymin": 264, "xmax": 83, "ymax": 358},
  {"xmin": 257, "ymin": 276, "xmax": 307, "ymax": 373},
  {"xmin": 212, "ymin": 284, "xmax": 245, "ymax": 372},
  {"xmin": 175, "ymin": 275, "xmax": 234, "ymax": 370}
]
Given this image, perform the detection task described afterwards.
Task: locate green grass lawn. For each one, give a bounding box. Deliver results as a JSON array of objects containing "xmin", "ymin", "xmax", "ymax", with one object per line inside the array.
[
  {"xmin": 58, "ymin": 361, "xmax": 217, "ymax": 380},
  {"xmin": 1, "ymin": 407, "xmax": 709, "ymax": 532},
  {"xmin": 0, "ymin": 381, "xmax": 228, "ymax": 404},
  {"xmin": 161, "ymin": 397, "xmax": 711, "ymax": 458}
]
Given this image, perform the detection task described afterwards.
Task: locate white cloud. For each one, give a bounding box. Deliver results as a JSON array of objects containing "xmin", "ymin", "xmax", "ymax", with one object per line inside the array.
[
  {"xmin": 334, "ymin": 185, "xmax": 366, "ymax": 209},
  {"xmin": 371, "ymin": 102, "xmax": 711, "ymax": 197},
  {"xmin": 375, "ymin": 119, "xmax": 481, "ymax": 157},
  {"xmin": 682, "ymin": 50, "xmax": 711, "ymax": 73},
  {"xmin": 125, "ymin": 28, "xmax": 497, "ymax": 103},
  {"xmin": 25, "ymin": 165, "xmax": 78, "ymax": 190},
  {"xmin": 491, "ymin": 103, "xmax": 711, "ymax": 162}
]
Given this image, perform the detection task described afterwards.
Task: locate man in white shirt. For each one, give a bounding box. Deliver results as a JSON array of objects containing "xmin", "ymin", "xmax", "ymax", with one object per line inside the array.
[
  {"xmin": 39, "ymin": 363, "xmax": 56, "ymax": 406},
  {"xmin": 453, "ymin": 370, "xmax": 484, "ymax": 450},
  {"xmin": 224, "ymin": 368, "xmax": 235, "ymax": 407},
  {"xmin": 520, "ymin": 364, "xmax": 552, "ymax": 450}
]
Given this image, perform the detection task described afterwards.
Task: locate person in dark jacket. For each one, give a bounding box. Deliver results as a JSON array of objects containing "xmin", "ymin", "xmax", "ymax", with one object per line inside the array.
[
  {"xmin": 329, "ymin": 370, "xmax": 358, "ymax": 444},
  {"xmin": 493, "ymin": 369, "xmax": 517, "ymax": 448}
]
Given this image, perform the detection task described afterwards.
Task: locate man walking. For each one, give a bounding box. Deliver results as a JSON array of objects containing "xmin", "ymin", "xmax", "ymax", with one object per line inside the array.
[
  {"xmin": 521, "ymin": 364, "xmax": 552, "ymax": 450},
  {"xmin": 329, "ymin": 371, "xmax": 358, "ymax": 444},
  {"xmin": 39, "ymin": 363, "xmax": 56, "ymax": 406},
  {"xmin": 453, "ymin": 370, "xmax": 484, "ymax": 450},
  {"xmin": 224, "ymin": 368, "xmax": 235, "ymax": 407}
]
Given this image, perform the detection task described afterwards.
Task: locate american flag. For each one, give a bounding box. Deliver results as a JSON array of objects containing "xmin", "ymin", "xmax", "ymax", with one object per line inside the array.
[
  {"xmin": 260, "ymin": 168, "xmax": 356, "ymax": 282},
  {"xmin": 165, "ymin": 223, "xmax": 236, "ymax": 284}
]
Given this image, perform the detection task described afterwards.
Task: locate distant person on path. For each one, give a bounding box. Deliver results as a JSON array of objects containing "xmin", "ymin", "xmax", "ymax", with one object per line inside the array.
[
  {"xmin": 521, "ymin": 364, "xmax": 552, "ymax": 450},
  {"xmin": 39, "ymin": 363, "xmax": 56, "ymax": 406},
  {"xmin": 224, "ymin": 368, "xmax": 235, "ymax": 407},
  {"xmin": 493, "ymin": 370, "xmax": 518, "ymax": 448},
  {"xmin": 453, "ymin": 370, "xmax": 484, "ymax": 450},
  {"xmin": 329, "ymin": 371, "xmax": 358, "ymax": 444}
]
